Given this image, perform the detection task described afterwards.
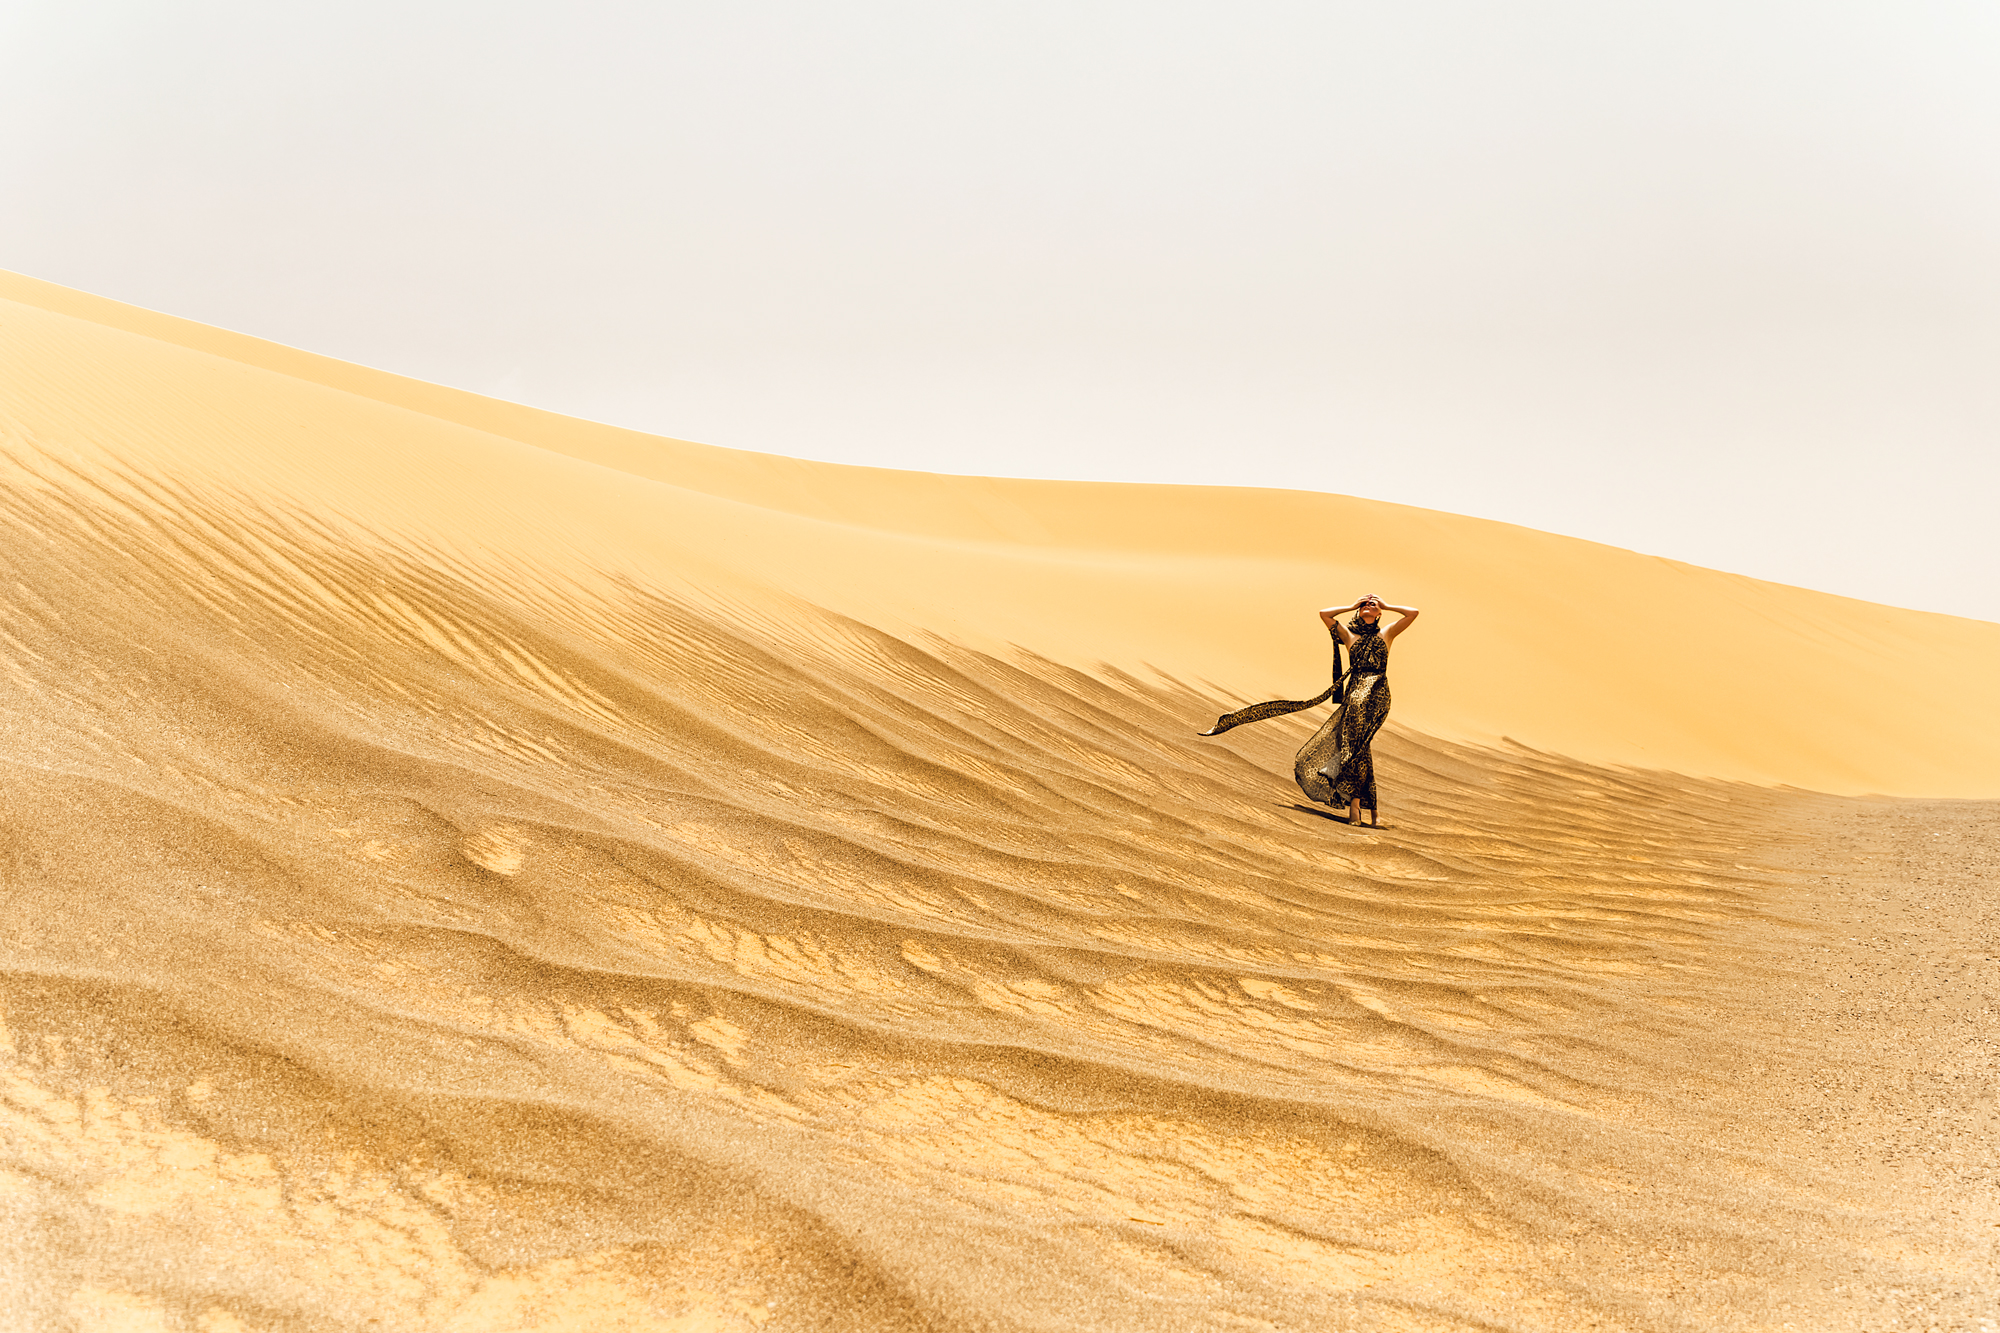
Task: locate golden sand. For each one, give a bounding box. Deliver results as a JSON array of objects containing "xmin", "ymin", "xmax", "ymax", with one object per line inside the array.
[{"xmin": 0, "ymin": 270, "xmax": 1994, "ymax": 1330}]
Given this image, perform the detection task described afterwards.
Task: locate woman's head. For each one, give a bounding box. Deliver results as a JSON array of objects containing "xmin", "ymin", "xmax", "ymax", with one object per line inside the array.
[{"xmin": 1349, "ymin": 595, "xmax": 1383, "ymax": 634}]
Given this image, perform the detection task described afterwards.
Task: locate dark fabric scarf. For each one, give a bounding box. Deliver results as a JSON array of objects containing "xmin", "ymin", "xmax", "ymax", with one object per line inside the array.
[
  {"xmin": 1200, "ymin": 618, "xmax": 1388, "ymax": 809},
  {"xmin": 1198, "ymin": 630, "xmax": 1350, "ymax": 737}
]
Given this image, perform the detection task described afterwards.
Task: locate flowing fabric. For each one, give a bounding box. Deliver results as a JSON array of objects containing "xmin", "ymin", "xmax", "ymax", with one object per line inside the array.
[
  {"xmin": 1200, "ymin": 625, "xmax": 1390, "ymax": 812},
  {"xmin": 1198, "ymin": 632, "xmax": 1343, "ymax": 736}
]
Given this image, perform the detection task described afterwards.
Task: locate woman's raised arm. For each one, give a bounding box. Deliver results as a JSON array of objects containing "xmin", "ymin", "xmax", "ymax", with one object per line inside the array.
[
  {"xmin": 1381, "ymin": 604, "xmax": 1421, "ymax": 643},
  {"xmin": 1320, "ymin": 602, "xmax": 1359, "ymax": 646}
]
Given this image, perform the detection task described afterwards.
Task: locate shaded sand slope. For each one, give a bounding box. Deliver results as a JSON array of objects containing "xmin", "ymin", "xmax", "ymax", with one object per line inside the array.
[
  {"xmin": 5, "ymin": 270, "xmax": 1998, "ymax": 798},
  {"xmin": 0, "ymin": 276, "xmax": 1995, "ymax": 1332}
]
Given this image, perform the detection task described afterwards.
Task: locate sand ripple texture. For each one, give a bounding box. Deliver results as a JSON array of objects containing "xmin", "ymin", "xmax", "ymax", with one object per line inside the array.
[
  {"xmin": 1, "ymin": 278, "xmax": 1996, "ymax": 1331},
  {"xmin": 0, "ymin": 448, "xmax": 1983, "ymax": 1333}
]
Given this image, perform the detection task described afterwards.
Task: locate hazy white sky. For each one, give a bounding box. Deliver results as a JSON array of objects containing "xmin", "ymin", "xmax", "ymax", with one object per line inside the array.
[{"xmin": 5, "ymin": 2, "xmax": 1997, "ymax": 620}]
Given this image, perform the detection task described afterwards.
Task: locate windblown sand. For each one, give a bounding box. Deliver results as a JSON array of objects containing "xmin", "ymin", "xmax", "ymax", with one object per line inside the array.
[{"xmin": 1, "ymin": 272, "xmax": 1995, "ymax": 1331}]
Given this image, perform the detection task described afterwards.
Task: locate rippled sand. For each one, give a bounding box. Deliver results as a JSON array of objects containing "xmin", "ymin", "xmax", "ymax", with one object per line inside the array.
[{"xmin": 1, "ymin": 274, "xmax": 1995, "ymax": 1331}]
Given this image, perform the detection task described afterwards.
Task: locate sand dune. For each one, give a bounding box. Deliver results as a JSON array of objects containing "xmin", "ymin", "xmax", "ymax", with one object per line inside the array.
[{"xmin": 0, "ymin": 271, "xmax": 1994, "ymax": 1331}]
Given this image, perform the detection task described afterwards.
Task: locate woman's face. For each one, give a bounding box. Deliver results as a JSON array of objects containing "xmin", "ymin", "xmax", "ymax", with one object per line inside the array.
[{"xmin": 1359, "ymin": 598, "xmax": 1382, "ymax": 622}]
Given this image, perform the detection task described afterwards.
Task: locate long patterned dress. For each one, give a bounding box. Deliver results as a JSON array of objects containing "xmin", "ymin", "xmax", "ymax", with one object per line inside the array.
[
  {"xmin": 1200, "ymin": 623, "xmax": 1391, "ymax": 813},
  {"xmin": 1322, "ymin": 628, "xmax": 1390, "ymax": 813}
]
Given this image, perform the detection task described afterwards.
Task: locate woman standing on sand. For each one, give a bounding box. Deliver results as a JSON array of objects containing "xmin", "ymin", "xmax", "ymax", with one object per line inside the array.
[
  {"xmin": 1200, "ymin": 595, "xmax": 1420, "ymax": 827},
  {"xmin": 1317, "ymin": 596, "xmax": 1418, "ymax": 825}
]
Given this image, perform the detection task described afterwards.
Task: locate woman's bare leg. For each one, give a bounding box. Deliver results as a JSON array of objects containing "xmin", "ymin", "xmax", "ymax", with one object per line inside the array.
[{"xmin": 1348, "ymin": 800, "xmax": 1362, "ymax": 825}]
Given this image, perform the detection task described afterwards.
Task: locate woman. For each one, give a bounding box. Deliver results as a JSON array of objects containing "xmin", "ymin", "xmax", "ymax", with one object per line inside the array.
[
  {"xmin": 1316, "ymin": 595, "xmax": 1418, "ymax": 825},
  {"xmin": 1200, "ymin": 594, "xmax": 1420, "ymax": 827}
]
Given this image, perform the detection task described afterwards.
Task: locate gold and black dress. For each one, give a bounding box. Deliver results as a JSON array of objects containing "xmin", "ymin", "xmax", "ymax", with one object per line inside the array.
[
  {"xmin": 1200, "ymin": 624, "xmax": 1390, "ymax": 813},
  {"xmin": 1321, "ymin": 628, "xmax": 1389, "ymax": 813}
]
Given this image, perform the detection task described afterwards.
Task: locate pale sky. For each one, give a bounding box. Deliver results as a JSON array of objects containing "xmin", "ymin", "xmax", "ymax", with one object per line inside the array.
[{"xmin": 5, "ymin": 2, "xmax": 1997, "ymax": 621}]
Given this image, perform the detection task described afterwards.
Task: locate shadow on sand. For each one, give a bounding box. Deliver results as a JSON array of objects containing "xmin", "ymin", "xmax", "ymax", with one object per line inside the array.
[{"xmin": 1284, "ymin": 803, "xmax": 1388, "ymax": 829}]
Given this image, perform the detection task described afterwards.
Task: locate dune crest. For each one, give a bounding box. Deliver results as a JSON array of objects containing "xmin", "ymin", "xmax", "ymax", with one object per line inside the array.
[
  {"xmin": 0, "ymin": 274, "xmax": 1994, "ymax": 1330},
  {"xmin": 4, "ymin": 269, "xmax": 1996, "ymax": 800}
]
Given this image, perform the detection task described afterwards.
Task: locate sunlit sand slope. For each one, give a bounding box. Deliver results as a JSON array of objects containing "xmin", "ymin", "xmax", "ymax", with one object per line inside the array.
[
  {"xmin": 0, "ymin": 276, "xmax": 1994, "ymax": 1331},
  {"xmin": 5, "ymin": 270, "xmax": 1997, "ymax": 799}
]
